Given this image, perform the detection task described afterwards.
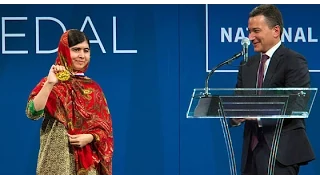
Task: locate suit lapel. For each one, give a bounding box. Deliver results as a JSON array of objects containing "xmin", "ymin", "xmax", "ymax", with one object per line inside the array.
[{"xmin": 263, "ymin": 45, "xmax": 285, "ymax": 88}]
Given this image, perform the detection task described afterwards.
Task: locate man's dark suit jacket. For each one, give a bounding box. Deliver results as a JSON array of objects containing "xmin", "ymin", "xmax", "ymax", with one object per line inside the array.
[{"xmin": 235, "ymin": 44, "xmax": 315, "ymax": 173}]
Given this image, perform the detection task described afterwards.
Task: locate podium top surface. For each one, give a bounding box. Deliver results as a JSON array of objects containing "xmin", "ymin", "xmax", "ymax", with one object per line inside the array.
[{"xmin": 187, "ymin": 88, "xmax": 318, "ymax": 119}]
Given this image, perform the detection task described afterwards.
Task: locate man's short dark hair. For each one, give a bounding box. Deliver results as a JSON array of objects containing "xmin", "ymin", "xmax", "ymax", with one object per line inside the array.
[{"xmin": 249, "ymin": 4, "xmax": 284, "ymax": 36}]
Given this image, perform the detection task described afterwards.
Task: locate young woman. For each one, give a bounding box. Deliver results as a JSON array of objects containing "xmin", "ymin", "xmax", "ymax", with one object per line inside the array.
[{"xmin": 26, "ymin": 29, "xmax": 113, "ymax": 175}]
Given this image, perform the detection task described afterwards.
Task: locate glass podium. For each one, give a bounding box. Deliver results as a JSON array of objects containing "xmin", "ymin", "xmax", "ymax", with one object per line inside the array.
[{"xmin": 186, "ymin": 88, "xmax": 317, "ymax": 175}]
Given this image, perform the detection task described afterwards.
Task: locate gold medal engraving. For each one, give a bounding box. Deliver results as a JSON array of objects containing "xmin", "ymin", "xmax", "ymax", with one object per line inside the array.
[{"xmin": 56, "ymin": 70, "xmax": 70, "ymax": 81}]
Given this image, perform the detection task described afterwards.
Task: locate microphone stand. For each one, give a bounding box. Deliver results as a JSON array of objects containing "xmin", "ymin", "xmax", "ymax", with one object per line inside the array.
[{"xmin": 204, "ymin": 51, "xmax": 244, "ymax": 96}]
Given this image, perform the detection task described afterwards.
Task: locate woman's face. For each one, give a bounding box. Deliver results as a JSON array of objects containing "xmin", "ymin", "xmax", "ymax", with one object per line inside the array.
[{"xmin": 69, "ymin": 41, "xmax": 90, "ymax": 71}]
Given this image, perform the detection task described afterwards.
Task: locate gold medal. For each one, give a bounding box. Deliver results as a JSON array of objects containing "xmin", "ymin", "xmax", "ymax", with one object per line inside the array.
[{"xmin": 56, "ymin": 70, "xmax": 70, "ymax": 81}]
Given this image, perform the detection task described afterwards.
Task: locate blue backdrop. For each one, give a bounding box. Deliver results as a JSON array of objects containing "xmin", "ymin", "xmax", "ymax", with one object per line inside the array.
[{"xmin": 0, "ymin": 4, "xmax": 319, "ymax": 175}]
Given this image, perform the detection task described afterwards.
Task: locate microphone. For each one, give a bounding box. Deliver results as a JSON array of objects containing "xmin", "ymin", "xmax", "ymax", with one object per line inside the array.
[
  {"xmin": 241, "ymin": 37, "xmax": 250, "ymax": 63},
  {"xmin": 204, "ymin": 39, "xmax": 249, "ymax": 96},
  {"xmin": 204, "ymin": 51, "xmax": 242, "ymax": 96}
]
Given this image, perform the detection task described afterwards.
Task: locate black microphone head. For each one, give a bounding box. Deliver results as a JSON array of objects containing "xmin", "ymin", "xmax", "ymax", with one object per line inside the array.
[{"xmin": 241, "ymin": 37, "xmax": 250, "ymax": 46}]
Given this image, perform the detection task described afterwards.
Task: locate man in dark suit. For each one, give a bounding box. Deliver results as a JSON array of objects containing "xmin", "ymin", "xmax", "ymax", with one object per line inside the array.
[{"xmin": 231, "ymin": 4, "xmax": 315, "ymax": 175}]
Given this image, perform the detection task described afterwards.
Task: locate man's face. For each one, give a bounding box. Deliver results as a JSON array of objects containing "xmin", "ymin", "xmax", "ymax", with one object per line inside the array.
[{"xmin": 248, "ymin": 15, "xmax": 280, "ymax": 53}]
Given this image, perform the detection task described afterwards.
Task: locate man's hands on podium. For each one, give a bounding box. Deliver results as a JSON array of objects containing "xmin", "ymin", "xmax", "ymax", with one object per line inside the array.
[{"xmin": 230, "ymin": 118, "xmax": 257, "ymax": 127}]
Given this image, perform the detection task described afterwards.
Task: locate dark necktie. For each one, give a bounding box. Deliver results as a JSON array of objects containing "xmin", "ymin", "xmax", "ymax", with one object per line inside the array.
[
  {"xmin": 257, "ymin": 54, "xmax": 269, "ymax": 94},
  {"xmin": 251, "ymin": 54, "xmax": 269, "ymax": 151}
]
